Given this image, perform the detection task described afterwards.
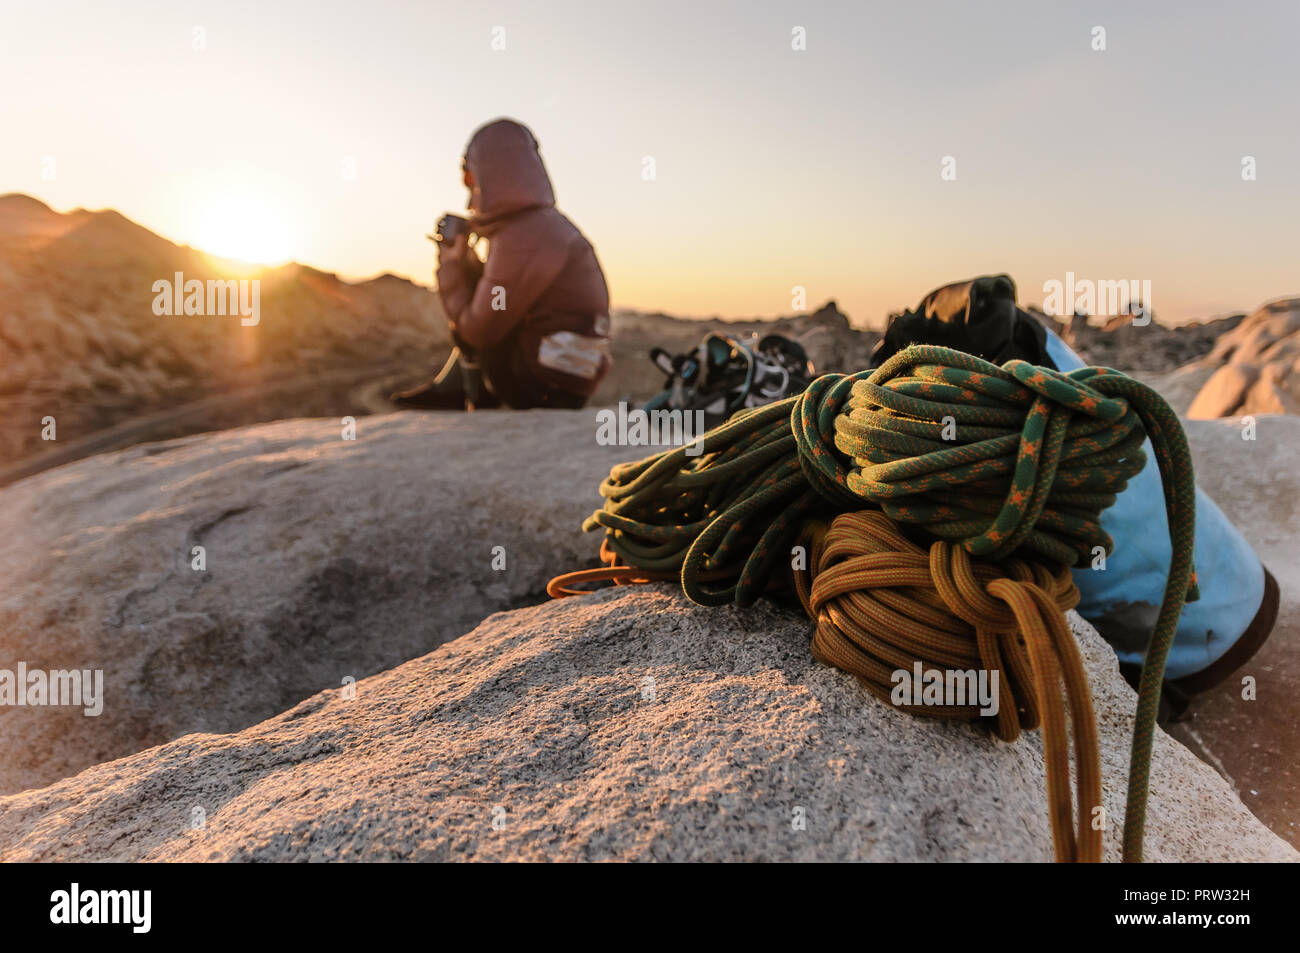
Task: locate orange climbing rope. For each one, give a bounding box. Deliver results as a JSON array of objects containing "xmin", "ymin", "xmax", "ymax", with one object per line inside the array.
[{"xmin": 792, "ymin": 510, "xmax": 1102, "ymax": 863}]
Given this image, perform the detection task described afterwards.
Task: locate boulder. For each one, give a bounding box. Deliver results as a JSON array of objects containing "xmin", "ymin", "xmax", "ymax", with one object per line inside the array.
[
  {"xmin": 1134, "ymin": 364, "xmax": 1219, "ymax": 417},
  {"xmin": 0, "ymin": 586, "xmax": 1291, "ymax": 862},
  {"xmin": 0, "ymin": 409, "xmax": 628, "ymax": 794},
  {"xmin": 1187, "ymin": 298, "xmax": 1300, "ymax": 418}
]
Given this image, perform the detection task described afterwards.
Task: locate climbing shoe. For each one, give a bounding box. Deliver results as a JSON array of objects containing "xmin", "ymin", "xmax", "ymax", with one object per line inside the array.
[{"xmin": 1118, "ymin": 566, "xmax": 1281, "ymax": 724}]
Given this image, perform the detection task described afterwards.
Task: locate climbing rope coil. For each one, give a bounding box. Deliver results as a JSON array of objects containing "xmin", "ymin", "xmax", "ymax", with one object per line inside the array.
[{"xmin": 548, "ymin": 344, "xmax": 1198, "ymax": 862}]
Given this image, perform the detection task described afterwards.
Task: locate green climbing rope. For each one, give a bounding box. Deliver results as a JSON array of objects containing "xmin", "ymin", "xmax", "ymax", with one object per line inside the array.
[{"xmin": 581, "ymin": 344, "xmax": 1198, "ymax": 862}]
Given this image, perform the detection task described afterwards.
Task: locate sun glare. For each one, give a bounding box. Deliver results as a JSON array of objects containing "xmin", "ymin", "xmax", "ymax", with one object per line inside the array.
[{"xmin": 192, "ymin": 195, "xmax": 295, "ymax": 266}]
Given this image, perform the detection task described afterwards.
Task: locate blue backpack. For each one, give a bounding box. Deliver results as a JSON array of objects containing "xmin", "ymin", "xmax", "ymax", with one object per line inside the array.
[{"xmin": 875, "ymin": 276, "xmax": 1276, "ymax": 701}]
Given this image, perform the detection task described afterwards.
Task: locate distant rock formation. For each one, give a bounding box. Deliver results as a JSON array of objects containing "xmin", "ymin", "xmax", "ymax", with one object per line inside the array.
[
  {"xmin": 0, "ymin": 194, "xmax": 447, "ymax": 466},
  {"xmin": 2, "ymin": 190, "xmax": 1287, "ymax": 454},
  {"xmin": 1039, "ymin": 308, "xmax": 1245, "ymax": 373}
]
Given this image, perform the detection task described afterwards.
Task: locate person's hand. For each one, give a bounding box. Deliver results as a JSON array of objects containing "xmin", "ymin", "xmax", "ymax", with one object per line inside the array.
[
  {"xmin": 436, "ymin": 232, "xmax": 470, "ymax": 290},
  {"xmin": 435, "ymin": 230, "xmax": 482, "ymax": 334},
  {"xmin": 437, "ymin": 229, "xmax": 470, "ymax": 264}
]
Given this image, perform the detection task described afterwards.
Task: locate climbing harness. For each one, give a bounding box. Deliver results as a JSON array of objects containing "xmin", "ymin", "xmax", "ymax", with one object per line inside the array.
[
  {"xmin": 549, "ymin": 344, "xmax": 1198, "ymax": 862},
  {"xmin": 644, "ymin": 331, "xmax": 816, "ymax": 428}
]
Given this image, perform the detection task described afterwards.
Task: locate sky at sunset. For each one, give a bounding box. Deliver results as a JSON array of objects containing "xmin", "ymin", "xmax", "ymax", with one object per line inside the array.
[{"xmin": 3, "ymin": 0, "xmax": 1296, "ymax": 327}]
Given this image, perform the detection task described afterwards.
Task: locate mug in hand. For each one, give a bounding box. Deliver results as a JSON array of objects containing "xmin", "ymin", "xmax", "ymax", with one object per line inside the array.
[{"xmin": 430, "ymin": 213, "xmax": 470, "ymax": 244}]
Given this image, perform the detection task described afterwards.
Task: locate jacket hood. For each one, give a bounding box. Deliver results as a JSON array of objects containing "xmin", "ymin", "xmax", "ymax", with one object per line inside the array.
[{"xmin": 464, "ymin": 118, "xmax": 555, "ymax": 230}]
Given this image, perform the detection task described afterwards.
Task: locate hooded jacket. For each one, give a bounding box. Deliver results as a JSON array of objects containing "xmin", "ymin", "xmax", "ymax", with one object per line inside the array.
[{"xmin": 436, "ymin": 119, "xmax": 611, "ymax": 403}]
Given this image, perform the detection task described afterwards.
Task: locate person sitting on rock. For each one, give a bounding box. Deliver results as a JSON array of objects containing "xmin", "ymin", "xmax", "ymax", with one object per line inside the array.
[{"xmin": 392, "ymin": 118, "xmax": 612, "ymax": 410}]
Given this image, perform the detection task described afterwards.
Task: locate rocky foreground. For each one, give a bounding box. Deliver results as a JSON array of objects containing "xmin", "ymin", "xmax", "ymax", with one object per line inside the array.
[
  {"xmin": 0, "ymin": 410, "xmax": 1295, "ymax": 861},
  {"xmin": 1164, "ymin": 414, "xmax": 1300, "ymax": 840},
  {"xmin": 0, "ymin": 586, "xmax": 1292, "ymax": 862},
  {"xmin": 0, "ymin": 411, "xmax": 628, "ymax": 794}
]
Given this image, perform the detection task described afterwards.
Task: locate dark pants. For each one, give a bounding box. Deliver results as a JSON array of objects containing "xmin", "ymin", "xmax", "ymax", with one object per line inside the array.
[
  {"xmin": 437, "ymin": 347, "xmax": 589, "ymax": 410},
  {"xmin": 480, "ymin": 339, "xmax": 589, "ymax": 409}
]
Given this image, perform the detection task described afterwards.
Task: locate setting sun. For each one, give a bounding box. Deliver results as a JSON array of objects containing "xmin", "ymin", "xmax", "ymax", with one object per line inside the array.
[{"xmin": 191, "ymin": 194, "xmax": 296, "ymax": 266}]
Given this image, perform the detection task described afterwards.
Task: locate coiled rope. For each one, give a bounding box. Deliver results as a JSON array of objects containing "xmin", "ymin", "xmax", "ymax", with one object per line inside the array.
[
  {"xmin": 549, "ymin": 344, "xmax": 1198, "ymax": 862},
  {"xmin": 794, "ymin": 510, "xmax": 1101, "ymax": 862}
]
